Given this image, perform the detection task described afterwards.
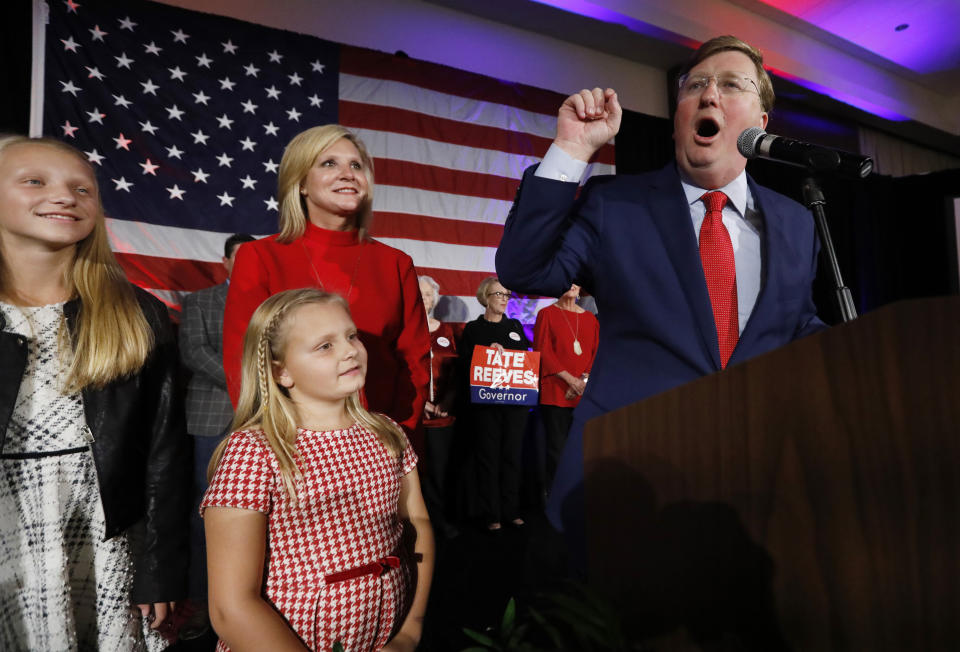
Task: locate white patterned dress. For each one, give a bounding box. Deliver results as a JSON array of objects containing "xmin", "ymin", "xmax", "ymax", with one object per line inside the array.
[
  {"xmin": 0, "ymin": 302, "xmax": 168, "ymax": 652},
  {"xmin": 201, "ymin": 423, "xmax": 418, "ymax": 651}
]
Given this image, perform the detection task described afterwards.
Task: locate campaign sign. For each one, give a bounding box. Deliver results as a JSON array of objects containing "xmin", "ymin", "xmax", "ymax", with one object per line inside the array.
[{"xmin": 469, "ymin": 345, "xmax": 540, "ymax": 406}]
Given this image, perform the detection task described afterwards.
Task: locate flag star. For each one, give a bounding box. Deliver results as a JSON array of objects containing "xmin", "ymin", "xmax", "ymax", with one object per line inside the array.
[
  {"xmin": 243, "ymin": 63, "xmax": 260, "ymax": 77},
  {"xmin": 60, "ymin": 80, "xmax": 81, "ymax": 96},
  {"xmin": 216, "ymin": 153, "xmax": 234, "ymax": 167},
  {"xmin": 61, "ymin": 121, "xmax": 79, "ymax": 138},
  {"xmin": 85, "ymin": 67, "xmax": 105, "ymax": 80},
  {"xmin": 240, "ymin": 175, "xmax": 257, "ymax": 189},
  {"xmin": 219, "ymin": 77, "xmax": 236, "ymax": 91},
  {"xmin": 144, "ymin": 41, "xmax": 163, "ymax": 55},
  {"xmin": 166, "ymin": 184, "xmax": 186, "ymax": 200},
  {"xmin": 113, "ymin": 94, "xmax": 131, "ymax": 108},
  {"xmin": 61, "ymin": 37, "xmax": 81, "ymax": 52},
  {"xmin": 288, "ymin": 72, "xmax": 303, "ymax": 86},
  {"xmin": 86, "ymin": 108, "xmax": 106, "ymax": 124},
  {"xmin": 263, "ymin": 122, "xmax": 279, "ymax": 136},
  {"xmin": 85, "ymin": 149, "xmax": 104, "ymax": 165},
  {"xmin": 240, "ymin": 99, "xmax": 258, "ymax": 114},
  {"xmin": 311, "ymin": 60, "xmax": 325, "ymax": 73},
  {"xmin": 171, "ymin": 29, "xmax": 190, "ymax": 43},
  {"xmin": 65, "ymin": 0, "xmax": 80, "ymax": 14},
  {"xmin": 114, "ymin": 133, "xmax": 132, "ymax": 150},
  {"xmin": 165, "ymin": 145, "xmax": 184, "ymax": 159},
  {"xmin": 221, "ymin": 40, "xmax": 238, "ymax": 54},
  {"xmin": 112, "ymin": 177, "xmax": 133, "ymax": 192},
  {"xmin": 216, "ymin": 114, "xmax": 234, "ymax": 129},
  {"xmin": 114, "ymin": 52, "xmax": 133, "ymax": 69},
  {"xmin": 191, "ymin": 168, "xmax": 210, "ymax": 183},
  {"xmin": 265, "ymin": 86, "xmax": 281, "ymax": 100},
  {"xmin": 267, "ymin": 50, "xmax": 283, "ymax": 63},
  {"xmin": 168, "ymin": 66, "xmax": 187, "ymax": 82},
  {"xmin": 191, "ymin": 129, "xmax": 210, "ymax": 145},
  {"xmin": 192, "ymin": 90, "xmax": 211, "ymax": 105},
  {"xmin": 118, "ymin": 16, "xmax": 137, "ymax": 30},
  {"xmin": 166, "ymin": 105, "xmax": 185, "ymax": 120},
  {"xmin": 196, "ymin": 52, "xmax": 213, "ymax": 68},
  {"xmin": 89, "ymin": 25, "xmax": 108, "ymax": 41},
  {"xmin": 141, "ymin": 79, "xmax": 159, "ymax": 95},
  {"xmin": 286, "ymin": 107, "xmax": 301, "ymax": 122},
  {"xmin": 263, "ymin": 159, "xmax": 279, "ymax": 174},
  {"xmin": 140, "ymin": 158, "xmax": 160, "ymax": 175},
  {"xmin": 308, "ymin": 94, "xmax": 323, "ymax": 107},
  {"xmin": 239, "ymin": 137, "xmax": 256, "ymax": 151},
  {"xmin": 265, "ymin": 197, "xmax": 279, "ymax": 211},
  {"xmin": 139, "ymin": 120, "xmax": 158, "ymax": 135},
  {"xmin": 217, "ymin": 191, "xmax": 235, "ymax": 207}
]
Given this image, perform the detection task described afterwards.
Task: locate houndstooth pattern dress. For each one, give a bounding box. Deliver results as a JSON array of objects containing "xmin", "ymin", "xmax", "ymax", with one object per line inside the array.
[
  {"xmin": 201, "ymin": 423, "xmax": 418, "ymax": 651},
  {"xmin": 0, "ymin": 302, "xmax": 168, "ymax": 652}
]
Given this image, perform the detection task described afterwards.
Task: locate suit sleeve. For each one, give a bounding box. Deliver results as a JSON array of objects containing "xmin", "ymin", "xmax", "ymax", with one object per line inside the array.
[
  {"xmin": 179, "ymin": 291, "xmax": 226, "ymax": 388},
  {"xmin": 496, "ymin": 165, "xmax": 602, "ymax": 298},
  {"xmin": 131, "ymin": 295, "xmax": 190, "ymax": 603},
  {"xmin": 223, "ymin": 244, "xmax": 271, "ymax": 406},
  {"xmin": 389, "ymin": 255, "xmax": 431, "ymax": 439}
]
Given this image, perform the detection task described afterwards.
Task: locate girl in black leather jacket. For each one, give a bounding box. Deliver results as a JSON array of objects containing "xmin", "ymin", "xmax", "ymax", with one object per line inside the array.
[{"xmin": 0, "ymin": 136, "xmax": 189, "ymax": 650}]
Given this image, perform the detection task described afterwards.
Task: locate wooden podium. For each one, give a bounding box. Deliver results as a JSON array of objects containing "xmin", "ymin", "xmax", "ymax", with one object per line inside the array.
[{"xmin": 583, "ymin": 298, "xmax": 960, "ymax": 651}]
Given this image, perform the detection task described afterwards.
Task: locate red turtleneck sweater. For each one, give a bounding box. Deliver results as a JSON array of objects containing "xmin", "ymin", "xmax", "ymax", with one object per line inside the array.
[{"xmin": 223, "ymin": 223, "xmax": 430, "ymax": 444}]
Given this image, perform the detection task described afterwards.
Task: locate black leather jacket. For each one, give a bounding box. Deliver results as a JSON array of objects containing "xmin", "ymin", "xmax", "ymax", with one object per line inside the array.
[{"xmin": 0, "ymin": 288, "xmax": 189, "ymax": 604}]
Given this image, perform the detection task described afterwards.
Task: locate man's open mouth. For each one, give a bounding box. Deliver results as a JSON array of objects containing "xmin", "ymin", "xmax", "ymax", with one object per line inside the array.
[{"xmin": 696, "ymin": 118, "xmax": 720, "ymax": 138}]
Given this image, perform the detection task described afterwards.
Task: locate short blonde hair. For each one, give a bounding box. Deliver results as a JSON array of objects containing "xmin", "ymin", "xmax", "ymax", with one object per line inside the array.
[
  {"xmin": 0, "ymin": 135, "xmax": 153, "ymax": 391},
  {"xmin": 276, "ymin": 125, "xmax": 375, "ymax": 243},
  {"xmin": 679, "ymin": 35, "xmax": 775, "ymax": 113},
  {"xmin": 475, "ymin": 276, "xmax": 504, "ymax": 308},
  {"xmin": 209, "ymin": 288, "xmax": 405, "ymax": 503}
]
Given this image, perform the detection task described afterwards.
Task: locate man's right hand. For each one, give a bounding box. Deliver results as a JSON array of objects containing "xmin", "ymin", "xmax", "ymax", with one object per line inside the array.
[{"xmin": 554, "ymin": 87, "xmax": 621, "ymax": 162}]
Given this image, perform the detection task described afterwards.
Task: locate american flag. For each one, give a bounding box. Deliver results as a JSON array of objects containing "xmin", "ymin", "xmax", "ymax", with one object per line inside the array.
[{"xmin": 41, "ymin": 0, "xmax": 615, "ymax": 323}]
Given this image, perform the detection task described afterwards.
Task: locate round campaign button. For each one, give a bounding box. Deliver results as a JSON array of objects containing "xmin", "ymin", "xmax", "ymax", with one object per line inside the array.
[
  {"xmin": 509, "ymin": 332, "xmax": 521, "ymax": 341},
  {"xmin": 437, "ymin": 336, "xmax": 450, "ymax": 347}
]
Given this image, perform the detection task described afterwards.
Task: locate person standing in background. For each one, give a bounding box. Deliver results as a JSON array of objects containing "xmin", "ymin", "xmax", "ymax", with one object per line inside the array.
[
  {"xmin": 417, "ymin": 275, "xmax": 462, "ymax": 540},
  {"xmin": 533, "ymin": 284, "xmax": 598, "ymax": 496},
  {"xmin": 178, "ymin": 232, "xmax": 255, "ymax": 639}
]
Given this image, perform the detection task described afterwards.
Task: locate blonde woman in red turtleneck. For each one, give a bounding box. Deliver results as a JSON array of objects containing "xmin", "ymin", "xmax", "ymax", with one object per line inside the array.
[{"xmin": 223, "ymin": 125, "xmax": 430, "ymax": 448}]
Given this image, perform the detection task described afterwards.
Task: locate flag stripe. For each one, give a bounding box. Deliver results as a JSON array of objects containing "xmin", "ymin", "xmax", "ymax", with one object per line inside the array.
[
  {"xmin": 341, "ymin": 97, "xmax": 615, "ymax": 165},
  {"xmin": 369, "ymin": 212, "xmax": 504, "ymax": 248},
  {"xmin": 340, "ymin": 45, "xmax": 567, "ymax": 119}
]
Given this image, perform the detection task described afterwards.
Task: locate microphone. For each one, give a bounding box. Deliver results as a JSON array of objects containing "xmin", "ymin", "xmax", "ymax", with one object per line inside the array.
[{"xmin": 738, "ymin": 127, "xmax": 873, "ymax": 179}]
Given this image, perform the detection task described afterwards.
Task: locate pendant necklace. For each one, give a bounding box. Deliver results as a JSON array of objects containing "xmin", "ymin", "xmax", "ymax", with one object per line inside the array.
[
  {"xmin": 300, "ymin": 237, "xmax": 364, "ymax": 302},
  {"xmin": 559, "ymin": 305, "xmax": 582, "ymax": 356}
]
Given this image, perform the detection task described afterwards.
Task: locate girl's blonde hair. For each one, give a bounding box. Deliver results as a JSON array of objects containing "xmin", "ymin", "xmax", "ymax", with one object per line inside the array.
[
  {"xmin": 207, "ymin": 288, "xmax": 406, "ymax": 503},
  {"xmin": 276, "ymin": 125, "xmax": 375, "ymax": 244},
  {"xmin": 0, "ymin": 135, "xmax": 153, "ymax": 391}
]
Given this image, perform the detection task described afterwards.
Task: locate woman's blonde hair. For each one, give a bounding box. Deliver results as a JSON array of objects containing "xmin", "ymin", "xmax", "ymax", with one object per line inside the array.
[
  {"xmin": 0, "ymin": 135, "xmax": 153, "ymax": 391},
  {"xmin": 276, "ymin": 125, "xmax": 375, "ymax": 244},
  {"xmin": 476, "ymin": 276, "xmax": 505, "ymax": 308},
  {"xmin": 207, "ymin": 288, "xmax": 406, "ymax": 503}
]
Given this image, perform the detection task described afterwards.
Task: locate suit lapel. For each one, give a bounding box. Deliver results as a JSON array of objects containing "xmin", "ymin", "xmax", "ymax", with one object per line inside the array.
[
  {"xmin": 644, "ymin": 164, "xmax": 721, "ymax": 369},
  {"xmin": 734, "ymin": 176, "xmax": 787, "ymax": 359}
]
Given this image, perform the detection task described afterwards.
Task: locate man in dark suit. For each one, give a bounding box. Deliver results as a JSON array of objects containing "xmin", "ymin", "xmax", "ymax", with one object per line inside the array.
[
  {"xmin": 496, "ymin": 36, "xmax": 826, "ymax": 561},
  {"xmin": 178, "ymin": 232, "xmax": 254, "ymax": 637}
]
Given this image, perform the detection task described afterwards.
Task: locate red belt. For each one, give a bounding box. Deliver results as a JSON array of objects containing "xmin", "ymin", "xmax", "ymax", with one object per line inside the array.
[{"xmin": 324, "ymin": 556, "xmax": 400, "ymax": 585}]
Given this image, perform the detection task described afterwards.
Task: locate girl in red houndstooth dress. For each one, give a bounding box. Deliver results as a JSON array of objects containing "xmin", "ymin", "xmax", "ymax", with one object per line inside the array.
[{"xmin": 201, "ymin": 289, "xmax": 434, "ymax": 651}]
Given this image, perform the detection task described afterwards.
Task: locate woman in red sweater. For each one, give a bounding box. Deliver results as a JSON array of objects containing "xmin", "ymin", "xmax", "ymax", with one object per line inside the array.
[
  {"xmin": 533, "ymin": 284, "xmax": 599, "ymax": 494},
  {"xmin": 223, "ymin": 125, "xmax": 430, "ymax": 446}
]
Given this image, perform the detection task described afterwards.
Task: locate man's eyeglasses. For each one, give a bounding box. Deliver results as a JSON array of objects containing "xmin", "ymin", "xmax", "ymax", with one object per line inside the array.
[
  {"xmin": 677, "ymin": 72, "xmax": 760, "ymax": 101},
  {"xmin": 486, "ymin": 291, "xmax": 511, "ymax": 299}
]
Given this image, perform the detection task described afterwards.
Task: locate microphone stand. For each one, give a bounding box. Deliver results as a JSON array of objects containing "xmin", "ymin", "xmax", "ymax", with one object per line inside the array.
[{"xmin": 801, "ymin": 176, "xmax": 857, "ymax": 322}]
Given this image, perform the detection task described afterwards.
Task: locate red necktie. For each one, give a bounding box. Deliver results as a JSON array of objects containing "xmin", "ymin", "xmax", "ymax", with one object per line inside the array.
[{"xmin": 699, "ymin": 191, "xmax": 738, "ymax": 368}]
